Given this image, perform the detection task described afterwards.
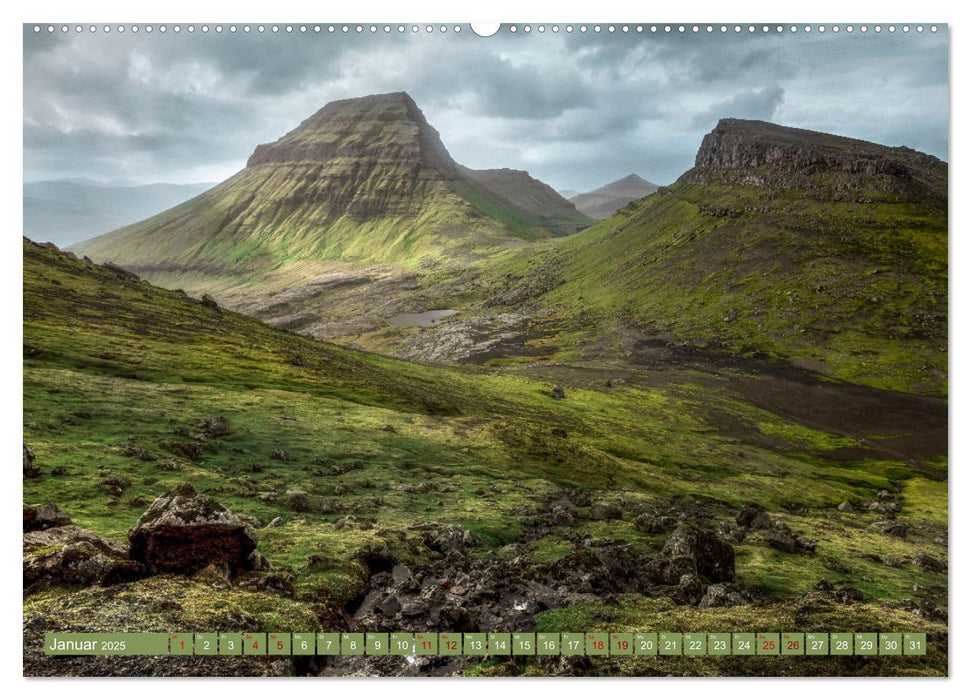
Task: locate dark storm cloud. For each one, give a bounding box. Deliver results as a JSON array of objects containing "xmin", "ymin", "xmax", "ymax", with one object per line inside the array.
[{"xmin": 23, "ymin": 25, "xmax": 948, "ymax": 191}]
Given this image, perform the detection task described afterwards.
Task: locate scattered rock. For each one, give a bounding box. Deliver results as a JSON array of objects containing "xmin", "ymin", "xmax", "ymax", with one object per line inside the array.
[
  {"xmin": 121, "ymin": 443, "xmax": 157, "ymax": 462},
  {"xmin": 872, "ymin": 520, "xmax": 909, "ymax": 538},
  {"xmin": 634, "ymin": 513, "xmax": 665, "ymax": 534},
  {"xmin": 318, "ymin": 498, "xmax": 338, "ymax": 513},
  {"xmin": 699, "ymin": 582, "xmax": 751, "ymax": 608},
  {"xmin": 270, "ymin": 448, "xmax": 289, "ymax": 461},
  {"xmin": 550, "ymin": 505, "xmax": 576, "ymax": 526},
  {"xmin": 23, "ymin": 504, "xmax": 73, "ymax": 532},
  {"xmin": 380, "ymin": 424, "xmax": 396, "ymax": 433},
  {"xmin": 199, "ymin": 294, "xmax": 220, "ymax": 310},
  {"xmin": 235, "ymin": 570, "xmax": 295, "ymax": 596},
  {"xmin": 674, "ymin": 574, "xmax": 705, "ymax": 605},
  {"xmin": 411, "ymin": 522, "xmax": 480, "ymax": 554},
  {"xmin": 167, "ymin": 441, "xmax": 202, "ymax": 461},
  {"xmin": 883, "ymin": 555, "xmax": 903, "ymax": 568},
  {"xmin": 100, "ymin": 475, "xmax": 132, "ymax": 492},
  {"xmin": 832, "ymin": 586, "xmax": 865, "ymax": 604},
  {"xmin": 23, "ymin": 445, "xmax": 41, "ymax": 479},
  {"xmin": 24, "ymin": 525, "xmax": 143, "ymax": 594},
  {"xmin": 238, "ymin": 514, "xmax": 263, "ymax": 530},
  {"xmin": 659, "ymin": 524, "xmax": 735, "ymax": 583},
  {"xmin": 837, "ymin": 500, "xmax": 856, "ymax": 513},
  {"xmin": 795, "ymin": 536, "xmax": 817, "ymax": 554},
  {"xmin": 763, "ymin": 529, "xmax": 799, "ymax": 553},
  {"xmin": 199, "ymin": 416, "xmax": 230, "ymax": 437},
  {"xmin": 913, "ymin": 552, "xmax": 947, "ymax": 572},
  {"xmin": 267, "ymin": 517, "xmax": 284, "ymax": 528},
  {"xmin": 285, "ymin": 489, "xmax": 312, "ymax": 513},
  {"xmin": 588, "ymin": 502, "xmax": 622, "ymax": 521},
  {"xmin": 869, "ymin": 501, "xmax": 900, "ymax": 514},
  {"xmin": 550, "ymin": 427, "xmax": 568, "ymax": 439},
  {"xmin": 128, "ymin": 483, "xmax": 266, "ymax": 577},
  {"xmin": 550, "ymin": 384, "xmax": 566, "ymax": 400}
]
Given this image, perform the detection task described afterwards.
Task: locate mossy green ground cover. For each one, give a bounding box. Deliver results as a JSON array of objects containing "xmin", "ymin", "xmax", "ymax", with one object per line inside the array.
[
  {"xmin": 23, "ymin": 241, "xmax": 947, "ymax": 675},
  {"xmin": 458, "ymin": 179, "xmax": 947, "ymax": 396}
]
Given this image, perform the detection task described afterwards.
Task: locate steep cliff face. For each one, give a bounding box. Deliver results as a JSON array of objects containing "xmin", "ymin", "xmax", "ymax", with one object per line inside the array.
[
  {"xmin": 243, "ymin": 92, "xmax": 461, "ymax": 221},
  {"xmin": 72, "ymin": 92, "xmax": 590, "ymax": 279},
  {"xmin": 685, "ymin": 119, "xmax": 947, "ymax": 206}
]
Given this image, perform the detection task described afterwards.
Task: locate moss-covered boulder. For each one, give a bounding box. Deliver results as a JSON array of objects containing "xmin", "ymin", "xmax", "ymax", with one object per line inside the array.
[
  {"xmin": 23, "ymin": 503, "xmax": 73, "ymax": 532},
  {"xmin": 128, "ymin": 483, "xmax": 265, "ymax": 577},
  {"xmin": 658, "ymin": 523, "xmax": 735, "ymax": 583},
  {"xmin": 24, "ymin": 525, "xmax": 143, "ymax": 594}
]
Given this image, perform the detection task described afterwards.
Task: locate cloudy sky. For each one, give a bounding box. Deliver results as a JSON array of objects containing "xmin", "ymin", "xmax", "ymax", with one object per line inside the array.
[{"xmin": 23, "ymin": 25, "xmax": 948, "ymax": 192}]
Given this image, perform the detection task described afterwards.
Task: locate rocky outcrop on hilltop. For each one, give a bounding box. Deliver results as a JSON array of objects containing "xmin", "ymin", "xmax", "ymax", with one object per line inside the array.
[
  {"xmin": 686, "ymin": 118, "xmax": 947, "ymax": 203},
  {"xmin": 248, "ymin": 92, "xmax": 458, "ymax": 174}
]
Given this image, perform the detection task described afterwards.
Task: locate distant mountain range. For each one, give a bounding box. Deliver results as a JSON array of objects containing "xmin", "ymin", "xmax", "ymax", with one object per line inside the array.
[
  {"xmin": 72, "ymin": 92, "xmax": 592, "ymax": 285},
  {"xmin": 23, "ymin": 179, "xmax": 215, "ymax": 247},
  {"xmin": 568, "ymin": 173, "xmax": 659, "ymax": 219}
]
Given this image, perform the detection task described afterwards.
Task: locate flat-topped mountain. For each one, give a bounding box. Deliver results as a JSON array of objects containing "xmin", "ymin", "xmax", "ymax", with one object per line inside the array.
[
  {"xmin": 569, "ymin": 173, "xmax": 659, "ymax": 219},
  {"xmin": 686, "ymin": 118, "xmax": 947, "ymax": 204},
  {"xmin": 71, "ymin": 92, "xmax": 591, "ymax": 285}
]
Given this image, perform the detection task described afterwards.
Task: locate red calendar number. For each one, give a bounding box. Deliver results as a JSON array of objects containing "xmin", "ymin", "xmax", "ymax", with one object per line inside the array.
[
  {"xmin": 762, "ymin": 640, "xmax": 775, "ymax": 651},
  {"xmin": 446, "ymin": 640, "xmax": 457, "ymax": 650},
  {"xmin": 787, "ymin": 640, "xmax": 800, "ymax": 650}
]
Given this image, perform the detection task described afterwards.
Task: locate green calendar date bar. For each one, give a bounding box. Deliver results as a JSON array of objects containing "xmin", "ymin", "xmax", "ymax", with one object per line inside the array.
[
  {"xmin": 45, "ymin": 633, "xmax": 169, "ymax": 656},
  {"xmin": 41, "ymin": 630, "xmax": 932, "ymax": 656}
]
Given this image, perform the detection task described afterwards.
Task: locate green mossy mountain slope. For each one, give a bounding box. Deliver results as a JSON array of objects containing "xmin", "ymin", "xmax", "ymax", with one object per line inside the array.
[
  {"xmin": 466, "ymin": 120, "xmax": 947, "ymax": 394},
  {"xmin": 71, "ymin": 93, "xmax": 591, "ymax": 279}
]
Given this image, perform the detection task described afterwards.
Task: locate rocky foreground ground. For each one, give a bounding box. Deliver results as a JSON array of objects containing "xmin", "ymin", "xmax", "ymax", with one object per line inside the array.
[{"xmin": 24, "ymin": 458, "xmax": 948, "ymax": 676}]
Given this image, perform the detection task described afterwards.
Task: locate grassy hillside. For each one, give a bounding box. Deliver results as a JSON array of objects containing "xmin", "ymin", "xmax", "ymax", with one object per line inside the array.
[
  {"xmin": 23, "ymin": 239, "xmax": 947, "ymax": 676},
  {"xmin": 467, "ymin": 145, "xmax": 947, "ymax": 395}
]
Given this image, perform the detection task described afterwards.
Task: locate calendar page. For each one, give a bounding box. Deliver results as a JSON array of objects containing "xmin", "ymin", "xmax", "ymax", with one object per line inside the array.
[{"xmin": 21, "ymin": 16, "xmax": 948, "ymax": 679}]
